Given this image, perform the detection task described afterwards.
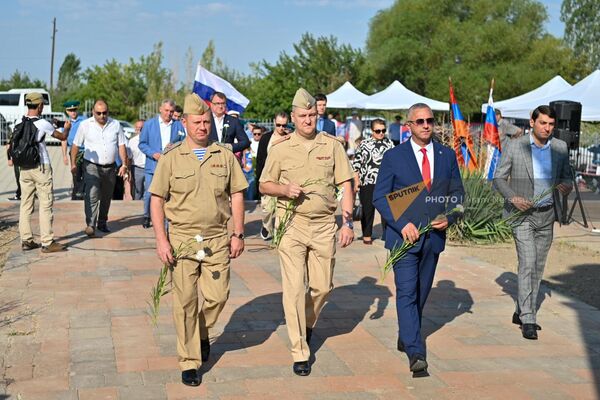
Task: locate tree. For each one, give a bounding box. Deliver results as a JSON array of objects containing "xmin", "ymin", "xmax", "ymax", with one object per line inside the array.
[
  {"xmin": 66, "ymin": 42, "xmax": 177, "ymax": 121},
  {"xmin": 198, "ymin": 40, "xmax": 249, "ymax": 92},
  {"xmin": 56, "ymin": 54, "xmax": 81, "ymax": 93},
  {"xmin": 244, "ymin": 33, "xmax": 365, "ymax": 118},
  {"xmin": 561, "ymin": 0, "xmax": 600, "ymax": 68},
  {"xmin": 0, "ymin": 70, "xmax": 46, "ymax": 91},
  {"xmin": 365, "ymin": 0, "xmax": 591, "ymax": 114},
  {"xmin": 54, "ymin": 53, "xmax": 82, "ymax": 110},
  {"xmin": 138, "ymin": 42, "xmax": 176, "ymax": 103},
  {"xmin": 76, "ymin": 59, "xmax": 147, "ymax": 121}
]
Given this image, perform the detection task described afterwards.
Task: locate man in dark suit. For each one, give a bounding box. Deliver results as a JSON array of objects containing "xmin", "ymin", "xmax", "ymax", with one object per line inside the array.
[
  {"xmin": 208, "ymin": 92, "xmax": 250, "ymax": 153},
  {"xmin": 315, "ymin": 93, "xmax": 337, "ymax": 136},
  {"xmin": 374, "ymin": 103, "xmax": 464, "ymax": 376},
  {"xmin": 138, "ymin": 100, "xmax": 185, "ymax": 228},
  {"xmin": 493, "ymin": 105, "xmax": 571, "ymax": 340}
]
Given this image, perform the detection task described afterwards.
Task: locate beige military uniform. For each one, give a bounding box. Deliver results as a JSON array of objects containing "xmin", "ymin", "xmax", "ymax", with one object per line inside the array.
[
  {"xmin": 260, "ymin": 131, "xmax": 353, "ymax": 362},
  {"xmin": 149, "ymin": 139, "xmax": 248, "ymax": 370}
]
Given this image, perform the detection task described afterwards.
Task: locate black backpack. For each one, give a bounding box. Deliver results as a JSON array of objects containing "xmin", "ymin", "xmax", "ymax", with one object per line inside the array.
[{"xmin": 8, "ymin": 116, "xmax": 45, "ymax": 168}]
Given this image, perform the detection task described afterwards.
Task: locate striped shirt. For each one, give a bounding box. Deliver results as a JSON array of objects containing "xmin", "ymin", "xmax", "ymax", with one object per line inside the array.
[{"xmin": 193, "ymin": 148, "xmax": 207, "ymax": 161}]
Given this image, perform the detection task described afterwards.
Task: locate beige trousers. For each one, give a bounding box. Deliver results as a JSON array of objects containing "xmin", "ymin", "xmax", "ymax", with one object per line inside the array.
[
  {"xmin": 261, "ymin": 194, "xmax": 276, "ymax": 236},
  {"xmin": 169, "ymin": 232, "xmax": 230, "ymax": 371},
  {"xmin": 277, "ymin": 218, "xmax": 337, "ymax": 362},
  {"xmin": 19, "ymin": 164, "xmax": 54, "ymax": 246}
]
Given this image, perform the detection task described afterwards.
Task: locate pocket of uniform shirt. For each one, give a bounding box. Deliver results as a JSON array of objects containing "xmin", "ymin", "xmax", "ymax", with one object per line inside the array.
[
  {"xmin": 315, "ymin": 159, "xmax": 334, "ymax": 167},
  {"xmin": 173, "ymin": 169, "xmax": 196, "ymax": 191},
  {"xmin": 210, "ymin": 168, "xmax": 228, "ymax": 194}
]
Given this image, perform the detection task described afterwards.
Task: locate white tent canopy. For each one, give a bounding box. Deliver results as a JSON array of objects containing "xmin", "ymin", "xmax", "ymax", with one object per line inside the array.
[
  {"xmin": 325, "ymin": 81, "xmax": 369, "ymax": 108},
  {"xmin": 480, "ymin": 75, "xmax": 572, "ymax": 114},
  {"xmin": 349, "ymin": 80, "xmax": 449, "ymax": 111},
  {"xmin": 493, "ymin": 70, "xmax": 600, "ymax": 121}
]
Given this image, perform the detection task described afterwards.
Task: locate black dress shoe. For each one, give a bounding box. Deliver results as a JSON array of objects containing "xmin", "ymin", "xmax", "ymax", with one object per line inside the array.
[
  {"xmin": 181, "ymin": 369, "xmax": 200, "ymax": 386},
  {"xmin": 97, "ymin": 224, "xmax": 110, "ymax": 233},
  {"xmin": 306, "ymin": 327, "xmax": 313, "ymax": 345},
  {"xmin": 397, "ymin": 337, "xmax": 405, "ymax": 353},
  {"xmin": 409, "ymin": 354, "xmax": 428, "ymax": 373},
  {"xmin": 201, "ymin": 339, "xmax": 210, "ymax": 362},
  {"xmin": 142, "ymin": 217, "xmax": 151, "ymax": 229},
  {"xmin": 522, "ymin": 323, "xmax": 538, "ymax": 340},
  {"xmin": 293, "ymin": 361, "xmax": 311, "ymax": 376},
  {"xmin": 512, "ymin": 313, "xmax": 541, "ymax": 330}
]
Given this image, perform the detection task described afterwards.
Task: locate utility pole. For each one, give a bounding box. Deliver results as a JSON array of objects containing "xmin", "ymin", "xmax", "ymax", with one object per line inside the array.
[{"xmin": 50, "ymin": 17, "xmax": 57, "ymax": 97}]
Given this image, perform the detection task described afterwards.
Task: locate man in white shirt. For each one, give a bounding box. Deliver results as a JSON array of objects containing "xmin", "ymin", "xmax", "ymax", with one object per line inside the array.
[
  {"xmin": 347, "ymin": 111, "xmax": 363, "ymax": 151},
  {"xmin": 71, "ymin": 100, "xmax": 128, "ymax": 237},
  {"xmin": 12, "ymin": 92, "xmax": 70, "ymax": 253},
  {"xmin": 126, "ymin": 120, "xmax": 146, "ymax": 200}
]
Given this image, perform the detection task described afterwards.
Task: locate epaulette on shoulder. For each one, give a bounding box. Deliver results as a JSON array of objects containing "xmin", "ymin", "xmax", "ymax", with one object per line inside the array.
[
  {"xmin": 162, "ymin": 141, "xmax": 183, "ymax": 154},
  {"xmin": 214, "ymin": 142, "xmax": 233, "ymax": 152},
  {"xmin": 272, "ymin": 135, "xmax": 291, "ymax": 146},
  {"xmin": 321, "ymin": 132, "xmax": 345, "ymax": 144}
]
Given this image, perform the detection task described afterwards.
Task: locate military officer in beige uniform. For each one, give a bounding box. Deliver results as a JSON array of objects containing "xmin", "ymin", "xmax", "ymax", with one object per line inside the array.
[
  {"xmin": 149, "ymin": 93, "xmax": 248, "ymax": 387},
  {"xmin": 259, "ymin": 88, "xmax": 355, "ymax": 376}
]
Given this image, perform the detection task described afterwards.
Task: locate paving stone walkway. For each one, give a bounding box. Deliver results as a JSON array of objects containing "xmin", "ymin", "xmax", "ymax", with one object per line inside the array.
[{"xmin": 0, "ymin": 200, "xmax": 599, "ymax": 400}]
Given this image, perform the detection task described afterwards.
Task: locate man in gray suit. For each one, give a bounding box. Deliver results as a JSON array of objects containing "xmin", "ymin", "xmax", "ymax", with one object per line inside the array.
[{"xmin": 494, "ymin": 105, "xmax": 572, "ymax": 340}]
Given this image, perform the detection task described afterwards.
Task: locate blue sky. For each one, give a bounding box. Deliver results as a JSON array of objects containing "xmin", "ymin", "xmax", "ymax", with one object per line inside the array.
[{"xmin": 0, "ymin": 0, "xmax": 565, "ymax": 85}]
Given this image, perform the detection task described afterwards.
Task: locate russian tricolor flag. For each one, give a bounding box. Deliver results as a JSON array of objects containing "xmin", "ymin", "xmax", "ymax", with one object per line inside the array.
[
  {"xmin": 400, "ymin": 125, "xmax": 411, "ymax": 143},
  {"xmin": 192, "ymin": 64, "xmax": 250, "ymax": 114},
  {"xmin": 483, "ymin": 84, "xmax": 502, "ymax": 181}
]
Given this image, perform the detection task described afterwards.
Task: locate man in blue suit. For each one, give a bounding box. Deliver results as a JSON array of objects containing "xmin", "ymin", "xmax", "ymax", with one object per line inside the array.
[
  {"xmin": 208, "ymin": 92, "xmax": 250, "ymax": 153},
  {"xmin": 138, "ymin": 99, "xmax": 185, "ymax": 228},
  {"xmin": 374, "ymin": 103, "xmax": 464, "ymax": 376},
  {"xmin": 315, "ymin": 93, "xmax": 337, "ymax": 136}
]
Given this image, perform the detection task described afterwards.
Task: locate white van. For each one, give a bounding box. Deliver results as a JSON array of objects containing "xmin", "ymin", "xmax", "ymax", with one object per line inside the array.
[{"xmin": 0, "ymin": 88, "xmax": 52, "ymax": 127}]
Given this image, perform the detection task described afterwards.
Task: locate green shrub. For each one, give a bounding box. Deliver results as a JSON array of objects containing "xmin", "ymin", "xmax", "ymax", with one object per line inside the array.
[{"xmin": 448, "ymin": 168, "xmax": 512, "ymax": 244}]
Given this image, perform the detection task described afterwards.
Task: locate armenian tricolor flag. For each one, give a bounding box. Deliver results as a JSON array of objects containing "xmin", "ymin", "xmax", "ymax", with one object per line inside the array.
[{"xmin": 449, "ymin": 79, "xmax": 477, "ymax": 171}]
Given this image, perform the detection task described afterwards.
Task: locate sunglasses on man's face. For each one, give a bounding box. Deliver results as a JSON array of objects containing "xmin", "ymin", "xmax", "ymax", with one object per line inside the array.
[
  {"xmin": 275, "ymin": 123, "xmax": 287, "ymax": 128},
  {"xmin": 408, "ymin": 118, "xmax": 434, "ymax": 126},
  {"xmin": 372, "ymin": 129, "xmax": 386, "ymax": 134},
  {"xmin": 95, "ymin": 111, "xmax": 108, "ymax": 116}
]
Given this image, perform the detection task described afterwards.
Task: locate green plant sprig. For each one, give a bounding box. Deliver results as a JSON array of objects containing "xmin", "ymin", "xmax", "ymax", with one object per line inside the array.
[{"xmin": 271, "ymin": 178, "xmax": 335, "ymax": 248}]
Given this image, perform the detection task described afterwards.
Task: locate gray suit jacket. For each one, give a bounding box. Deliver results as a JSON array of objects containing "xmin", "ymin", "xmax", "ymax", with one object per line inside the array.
[{"xmin": 493, "ymin": 134, "xmax": 571, "ymax": 218}]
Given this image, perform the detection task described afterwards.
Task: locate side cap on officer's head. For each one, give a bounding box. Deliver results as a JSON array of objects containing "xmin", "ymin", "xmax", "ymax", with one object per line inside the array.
[
  {"xmin": 25, "ymin": 92, "xmax": 44, "ymax": 106},
  {"xmin": 292, "ymin": 88, "xmax": 315, "ymax": 110},
  {"xmin": 63, "ymin": 100, "xmax": 80, "ymax": 110},
  {"xmin": 183, "ymin": 93, "xmax": 210, "ymax": 115}
]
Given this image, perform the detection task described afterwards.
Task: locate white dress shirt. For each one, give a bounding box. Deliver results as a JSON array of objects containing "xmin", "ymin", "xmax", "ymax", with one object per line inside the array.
[
  {"xmin": 410, "ymin": 138, "xmax": 435, "ymax": 180},
  {"xmin": 159, "ymin": 117, "xmax": 172, "ymax": 150},
  {"xmin": 74, "ymin": 117, "xmax": 126, "ymax": 165},
  {"xmin": 126, "ymin": 134, "xmax": 145, "ymax": 168},
  {"xmin": 213, "ymin": 114, "xmax": 224, "ymax": 142}
]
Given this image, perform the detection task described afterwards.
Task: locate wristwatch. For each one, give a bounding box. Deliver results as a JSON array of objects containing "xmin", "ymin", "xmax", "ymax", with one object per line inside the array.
[
  {"xmin": 343, "ymin": 220, "xmax": 354, "ymax": 230},
  {"xmin": 231, "ymin": 232, "xmax": 245, "ymax": 240}
]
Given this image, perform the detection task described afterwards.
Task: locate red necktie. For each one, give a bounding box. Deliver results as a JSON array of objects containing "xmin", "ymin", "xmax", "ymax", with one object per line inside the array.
[{"xmin": 420, "ymin": 148, "xmax": 431, "ymax": 191}]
